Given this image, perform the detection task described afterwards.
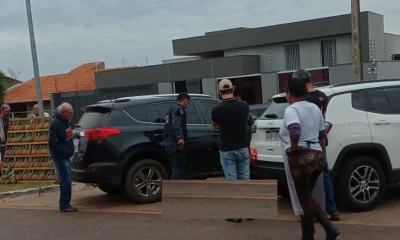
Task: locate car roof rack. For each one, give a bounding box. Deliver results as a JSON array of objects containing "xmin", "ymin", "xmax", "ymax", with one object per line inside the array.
[
  {"xmin": 112, "ymin": 93, "xmax": 213, "ymax": 103},
  {"xmin": 333, "ymin": 79, "xmax": 400, "ymax": 88}
]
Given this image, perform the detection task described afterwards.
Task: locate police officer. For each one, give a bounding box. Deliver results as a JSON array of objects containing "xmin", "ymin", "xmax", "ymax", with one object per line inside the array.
[{"xmin": 163, "ymin": 92, "xmax": 190, "ymax": 180}]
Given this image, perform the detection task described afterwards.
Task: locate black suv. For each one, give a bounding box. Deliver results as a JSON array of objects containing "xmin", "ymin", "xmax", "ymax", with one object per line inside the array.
[{"xmin": 71, "ymin": 94, "xmax": 224, "ymax": 204}]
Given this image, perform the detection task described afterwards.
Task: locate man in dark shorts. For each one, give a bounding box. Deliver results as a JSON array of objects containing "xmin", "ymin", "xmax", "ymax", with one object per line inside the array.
[
  {"xmin": 211, "ymin": 79, "xmax": 251, "ymax": 223},
  {"xmin": 163, "ymin": 92, "xmax": 190, "ymax": 180},
  {"xmin": 297, "ymin": 69, "xmax": 340, "ymax": 221}
]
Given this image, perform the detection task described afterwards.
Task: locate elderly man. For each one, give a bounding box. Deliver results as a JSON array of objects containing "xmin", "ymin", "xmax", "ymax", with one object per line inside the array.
[
  {"xmin": 32, "ymin": 104, "xmax": 50, "ymax": 117},
  {"xmin": 48, "ymin": 102, "xmax": 76, "ymax": 212}
]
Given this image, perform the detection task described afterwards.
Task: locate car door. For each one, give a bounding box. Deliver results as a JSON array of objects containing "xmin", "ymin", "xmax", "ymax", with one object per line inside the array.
[
  {"xmin": 147, "ymin": 101, "xmax": 211, "ymax": 177},
  {"xmin": 197, "ymin": 100, "xmax": 223, "ymax": 173},
  {"xmin": 365, "ymin": 87, "xmax": 400, "ymax": 169}
]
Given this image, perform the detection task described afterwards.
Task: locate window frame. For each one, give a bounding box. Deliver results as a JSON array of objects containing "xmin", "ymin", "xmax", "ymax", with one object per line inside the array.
[
  {"xmin": 198, "ymin": 100, "xmax": 221, "ymax": 125},
  {"xmin": 148, "ymin": 100, "xmax": 204, "ymax": 125}
]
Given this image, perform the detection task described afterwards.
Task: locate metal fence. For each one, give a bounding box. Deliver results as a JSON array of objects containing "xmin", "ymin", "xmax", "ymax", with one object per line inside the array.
[{"xmin": 50, "ymin": 85, "xmax": 159, "ymax": 127}]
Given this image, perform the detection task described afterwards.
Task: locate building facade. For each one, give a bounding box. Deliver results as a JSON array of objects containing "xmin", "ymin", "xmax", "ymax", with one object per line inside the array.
[{"xmin": 95, "ymin": 11, "xmax": 400, "ymax": 104}]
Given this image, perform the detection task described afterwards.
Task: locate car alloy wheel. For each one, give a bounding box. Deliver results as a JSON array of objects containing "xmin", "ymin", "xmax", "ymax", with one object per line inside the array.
[
  {"xmin": 133, "ymin": 167, "xmax": 162, "ymax": 198},
  {"xmin": 349, "ymin": 165, "xmax": 380, "ymax": 204}
]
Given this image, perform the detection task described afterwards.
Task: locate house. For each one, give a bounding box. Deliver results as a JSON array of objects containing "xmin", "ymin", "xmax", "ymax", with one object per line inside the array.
[
  {"xmin": 3, "ymin": 76, "xmax": 23, "ymax": 90},
  {"xmin": 94, "ymin": 11, "xmax": 400, "ymax": 104},
  {"xmin": 4, "ymin": 62, "xmax": 105, "ymax": 117}
]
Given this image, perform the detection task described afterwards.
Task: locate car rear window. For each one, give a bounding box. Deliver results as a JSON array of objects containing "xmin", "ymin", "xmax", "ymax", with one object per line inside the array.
[
  {"xmin": 258, "ymin": 97, "xmax": 289, "ymax": 120},
  {"xmin": 76, "ymin": 108, "xmax": 110, "ymax": 129}
]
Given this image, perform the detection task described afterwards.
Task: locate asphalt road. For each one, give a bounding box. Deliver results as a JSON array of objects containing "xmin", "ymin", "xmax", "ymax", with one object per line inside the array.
[{"xmin": 0, "ymin": 209, "xmax": 398, "ymax": 240}]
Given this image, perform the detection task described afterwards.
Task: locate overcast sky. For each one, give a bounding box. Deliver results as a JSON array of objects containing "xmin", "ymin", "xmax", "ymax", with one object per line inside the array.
[{"xmin": 0, "ymin": 0, "xmax": 399, "ymax": 81}]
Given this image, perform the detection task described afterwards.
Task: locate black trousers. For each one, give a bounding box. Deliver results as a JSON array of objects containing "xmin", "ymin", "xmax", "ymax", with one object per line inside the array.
[{"xmin": 168, "ymin": 151, "xmax": 186, "ymax": 180}]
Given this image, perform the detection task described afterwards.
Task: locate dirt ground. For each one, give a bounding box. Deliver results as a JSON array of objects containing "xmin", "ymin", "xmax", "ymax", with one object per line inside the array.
[{"xmin": 1, "ymin": 183, "xmax": 400, "ymax": 227}]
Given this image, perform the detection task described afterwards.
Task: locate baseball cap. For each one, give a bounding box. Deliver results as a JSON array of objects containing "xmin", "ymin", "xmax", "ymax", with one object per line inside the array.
[{"xmin": 218, "ymin": 79, "xmax": 235, "ymax": 91}]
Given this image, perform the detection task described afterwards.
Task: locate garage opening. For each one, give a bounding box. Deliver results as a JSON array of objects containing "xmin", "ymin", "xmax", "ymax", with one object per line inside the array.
[
  {"xmin": 278, "ymin": 68, "xmax": 330, "ymax": 93},
  {"xmin": 217, "ymin": 75, "xmax": 262, "ymax": 105}
]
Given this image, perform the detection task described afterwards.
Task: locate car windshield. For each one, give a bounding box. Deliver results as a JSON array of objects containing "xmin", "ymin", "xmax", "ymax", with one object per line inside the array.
[
  {"xmin": 258, "ymin": 96, "xmax": 289, "ymax": 120},
  {"xmin": 250, "ymin": 108, "xmax": 268, "ymax": 117}
]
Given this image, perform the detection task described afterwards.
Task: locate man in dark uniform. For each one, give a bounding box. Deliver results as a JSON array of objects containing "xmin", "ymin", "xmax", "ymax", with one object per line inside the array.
[
  {"xmin": 163, "ymin": 92, "xmax": 190, "ymax": 180},
  {"xmin": 296, "ymin": 69, "xmax": 340, "ymax": 221}
]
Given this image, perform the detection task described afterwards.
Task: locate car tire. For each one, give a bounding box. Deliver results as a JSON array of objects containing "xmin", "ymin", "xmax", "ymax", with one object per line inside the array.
[
  {"xmin": 97, "ymin": 184, "xmax": 123, "ymax": 195},
  {"xmin": 336, "ymin": 155, "xmax": 386, "ymax": 212},
  {"xmin": 125, "ymin": 158, "xmax": 168, "ymax": 204}
]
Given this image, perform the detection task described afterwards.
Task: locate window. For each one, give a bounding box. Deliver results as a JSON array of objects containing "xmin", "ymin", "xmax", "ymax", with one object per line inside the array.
[
  {"xmin": 351, "ymin": 91, "xmax": 366, "ymax": 110},
  {"xmin": 149, "ymin": 101, "xmax": 201, "ymax": 124},
  {"xmin": 278, "ymin": 68, "xmax": 329, "ymax": 93},
  {"xmin": 259, "ymin": 97, "xmax": 289, "ymax": 120},
  {"xmin": 284, "ymin": 44, "xmax": 300, "ymax": 70},
  {"xmin": 77, "ymin": 109, "xmax": 110, "ymax": 129},
  {"xmin": 321, "ymin": 40, "xmax": 337, "ymax": 66},
  {"xmin": 199, "ymin": 101, "xmax": 219, "ymax": 123},
  {"xmin": 383, "ymin": 87, "xmax": 400, "ymax": 114},
  {"xmin": 365, "ymin": 89, "xmax": 391, "ymax": 114},
  {"xmin": 149, "ymin": 103, "xmax": 172, "ymax": 123},
  {"xmin": 124, "ymin": 104, "xmax": 149, "ymax": 122}
]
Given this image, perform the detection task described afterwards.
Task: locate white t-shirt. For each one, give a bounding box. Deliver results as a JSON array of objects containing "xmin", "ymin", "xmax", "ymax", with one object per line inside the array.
[{"xmin": 279, "ymin": 101, "xmax": 325, "ymax": 152}]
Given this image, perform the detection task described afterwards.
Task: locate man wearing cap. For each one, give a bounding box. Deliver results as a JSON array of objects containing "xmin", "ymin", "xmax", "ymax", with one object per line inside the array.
[
  {"xmin": 211, "ymin": 79, "xmax": 251, "ymax": 223},
  {"xmin": 163, "ymin": 92, "xmax": 190, "ymax": 180}
]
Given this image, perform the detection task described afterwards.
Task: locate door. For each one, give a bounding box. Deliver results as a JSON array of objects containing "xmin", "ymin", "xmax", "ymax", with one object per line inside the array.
[
  {"xmin": 365, "ymin": 87, "xmax": 400, "ymax": 169},
  {"xmin": 147, "ymin": 101, "xmax": 211, "ymax": 176},
  {"xmin": 198, "ymin": 100, "xmax": 223, "ymax": 173}
]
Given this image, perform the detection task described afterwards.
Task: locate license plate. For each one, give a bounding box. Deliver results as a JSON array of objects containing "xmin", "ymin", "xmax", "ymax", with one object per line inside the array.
[{"xmin": 266, "ymin": 131, "xmax": 280, "ymax": 140}]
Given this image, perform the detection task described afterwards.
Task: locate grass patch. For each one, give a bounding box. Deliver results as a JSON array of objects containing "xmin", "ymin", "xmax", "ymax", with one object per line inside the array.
[{"xmin": 0, "ymin": 182, "xmax": 54, "ymax": 193}]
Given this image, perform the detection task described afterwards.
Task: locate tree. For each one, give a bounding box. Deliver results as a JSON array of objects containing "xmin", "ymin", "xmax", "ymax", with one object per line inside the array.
[{"xmin": 0, "ymin": 71, "xmax": 7, "ymax": 104}]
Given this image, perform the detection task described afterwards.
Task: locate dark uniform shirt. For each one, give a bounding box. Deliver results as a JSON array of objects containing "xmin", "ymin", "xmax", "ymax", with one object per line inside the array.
[
  {"xmin": 211, "ymin": 98, "xmax": 249, "ymax": 152},
  {"xmin": 163, "ymin": 104, "xmax": 187, "ymax": 153}
]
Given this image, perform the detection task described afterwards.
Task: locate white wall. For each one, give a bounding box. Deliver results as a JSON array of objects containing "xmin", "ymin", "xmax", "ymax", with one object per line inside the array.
[{"xmin": 377, "ymin": 62, "xmax": 400, "ymax": 79}]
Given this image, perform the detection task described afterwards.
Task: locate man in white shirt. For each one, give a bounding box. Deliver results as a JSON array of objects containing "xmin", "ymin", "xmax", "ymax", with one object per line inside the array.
[{"xmin": 32, "ymin": 104, "xmax": 50, "ymax": 117}]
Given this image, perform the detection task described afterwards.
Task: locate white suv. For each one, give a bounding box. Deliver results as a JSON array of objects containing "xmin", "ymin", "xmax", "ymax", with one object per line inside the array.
[{"xmin": 250, "ymin": 79, "xmax": 400, "ymax": 212}]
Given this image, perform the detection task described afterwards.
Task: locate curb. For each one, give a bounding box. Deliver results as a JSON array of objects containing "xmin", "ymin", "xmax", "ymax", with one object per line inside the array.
[{"xmin": 0, "ymin": 183, "xmax": 86, "ymax": 200}]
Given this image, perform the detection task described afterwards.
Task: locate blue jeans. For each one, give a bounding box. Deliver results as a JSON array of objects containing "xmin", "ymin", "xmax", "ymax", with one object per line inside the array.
[
  {"xmin": 323, "ymin": 148, "xmax": 338, "ymax": 214},
  {"xmin": 219, "ymin": 148, "xmax": 250, "ymax": 180},
  {"xmin": 52, "ymin": 157, "xmax": 72, "ymax": 210}
]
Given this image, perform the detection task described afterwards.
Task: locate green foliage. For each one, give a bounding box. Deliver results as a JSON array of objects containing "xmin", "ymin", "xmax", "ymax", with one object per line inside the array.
[{"xmin": 0, "ymin": 71, "xmax": 6, "ymax": 104}]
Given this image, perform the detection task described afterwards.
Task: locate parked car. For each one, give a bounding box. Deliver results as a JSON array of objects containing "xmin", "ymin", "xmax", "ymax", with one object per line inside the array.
[
  {"xmin": 71, "ymin": 94, "xmax": 225, "ymax": 204},
  {"xmin": 250, "ymin": 79, "xmax": 400, "ymax": 212},
  {"xmin": 249, "ymin": 103, "xmax": 270, "ymax": 121}
]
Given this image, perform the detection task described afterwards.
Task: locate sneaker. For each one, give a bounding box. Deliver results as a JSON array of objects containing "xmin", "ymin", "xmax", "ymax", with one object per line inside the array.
[{"xmin": 60, "ymin": 206, "xmax": 78, "ymax": 213}]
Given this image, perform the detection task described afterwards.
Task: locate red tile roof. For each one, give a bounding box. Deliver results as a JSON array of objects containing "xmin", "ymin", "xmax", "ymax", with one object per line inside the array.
[{"xmin": 4, "ymin": 62, "xmax": 105, "ymax": 103}]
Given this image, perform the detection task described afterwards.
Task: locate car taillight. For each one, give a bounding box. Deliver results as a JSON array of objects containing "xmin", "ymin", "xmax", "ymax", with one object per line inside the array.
[
  {"xmin": 325, "ymin": 122, "xmax": 332, "ymax": 133},
  {"xmin": 81, "ymin": 127, "xmax": 120, "ymax": 141},
  {"xmin": 249, "ymin": 147, "xmax": 258, "ymax": 166}
]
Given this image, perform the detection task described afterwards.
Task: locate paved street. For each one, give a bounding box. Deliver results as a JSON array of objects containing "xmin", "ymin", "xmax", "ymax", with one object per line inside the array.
[
  {"xmin": 0, "ymin": 208, "xmax": 399, "ymax": 240},
  {"xmin": 1, "ymin": 183, "xmax": 400, "ymax": 239}
]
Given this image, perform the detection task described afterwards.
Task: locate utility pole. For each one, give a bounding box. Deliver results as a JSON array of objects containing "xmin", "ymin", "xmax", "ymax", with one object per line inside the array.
[
  {"xmin": 351, "ymin": 0, "xmax": 364, "ymax": 81},
  {"xmin": 25, "ymin": 0, "xmax": 44, "ymax": 116}
]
